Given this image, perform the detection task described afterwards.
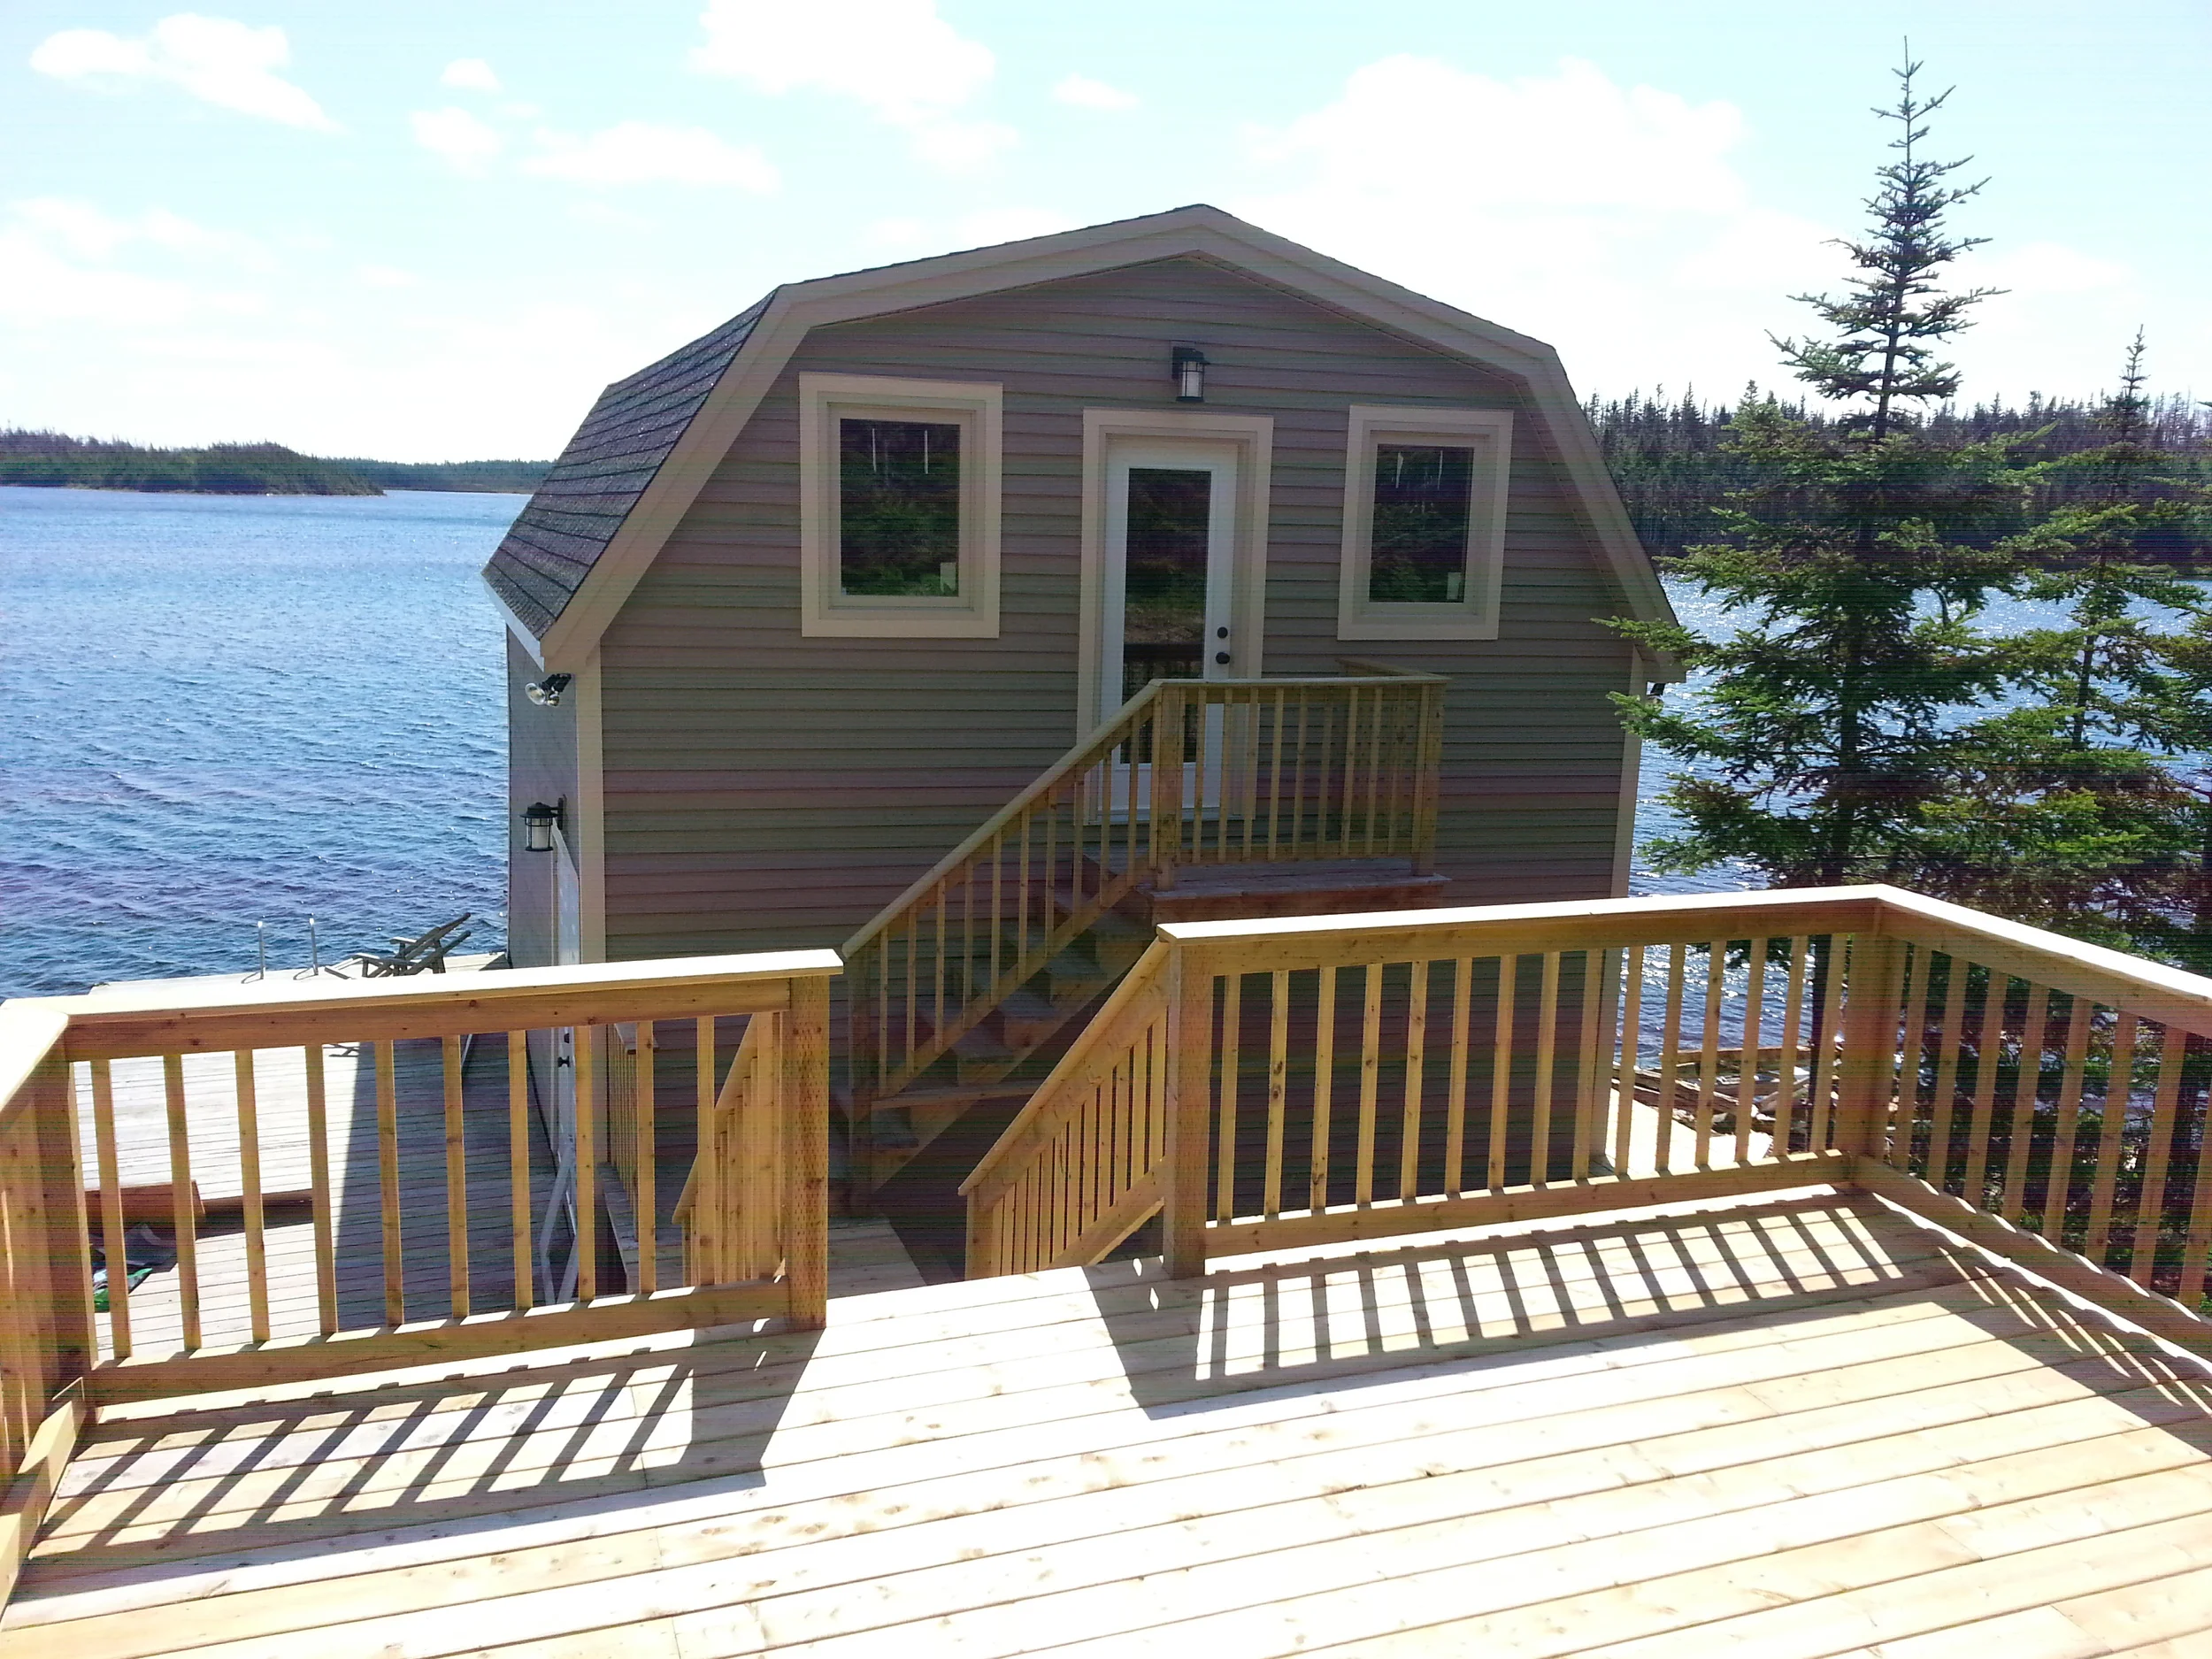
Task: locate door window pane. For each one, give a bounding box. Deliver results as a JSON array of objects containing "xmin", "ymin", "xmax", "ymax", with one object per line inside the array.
[
  {"xmin": 1368, "ymin": 442, "xmax": 1473, "ymax": 603},
  {"xmin": 838, "ymin": 418, "xmax": 962, "ymax": 595},
  {"xmin": 1122, "ymin": 466, "xmax": 1210, "ymax": 703}
]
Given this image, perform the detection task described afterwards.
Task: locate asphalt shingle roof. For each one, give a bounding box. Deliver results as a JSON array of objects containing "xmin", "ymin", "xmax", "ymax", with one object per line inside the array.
[{"xmin": 482, "ymin": 295, "xmax": 772, "ymax": 636}]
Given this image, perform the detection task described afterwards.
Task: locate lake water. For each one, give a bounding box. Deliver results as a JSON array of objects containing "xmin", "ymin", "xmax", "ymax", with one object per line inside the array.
[
  {"xmin": 2, "ymin": 488, "xmax": 515, "ymax": 997},
  {"xmin": 1, "ymin": 487, "xmax": 2175, "ymax": 999}
]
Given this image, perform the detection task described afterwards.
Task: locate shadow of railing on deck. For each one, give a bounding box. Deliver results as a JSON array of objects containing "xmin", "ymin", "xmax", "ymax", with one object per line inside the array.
[
  {"xmin": 1080, "ymin": 1193, "xmax": 2212, "ymax": 1430},
  {"xmin": 27, "ymin": 1325, "xmax": 825, "ymax": 1593}
]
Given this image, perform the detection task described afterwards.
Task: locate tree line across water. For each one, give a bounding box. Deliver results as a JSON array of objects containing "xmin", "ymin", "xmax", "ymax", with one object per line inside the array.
[
  {"xmin": 1590, "ymin": 387, "xmax": 2212, "ymax": 562},
  {"xmin": 0, "ymin": 429, "xmax": 550, "ymax": 495}
]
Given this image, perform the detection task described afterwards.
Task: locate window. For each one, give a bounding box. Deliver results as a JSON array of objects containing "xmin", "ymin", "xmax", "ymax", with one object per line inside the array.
[
  {"xmin": 799, "ymin": 374, "xmax": 1002, "ymax": 637},
  {"xmin": 1337, "ymin": 405, "xmax": 1511, "ymax": 641}
]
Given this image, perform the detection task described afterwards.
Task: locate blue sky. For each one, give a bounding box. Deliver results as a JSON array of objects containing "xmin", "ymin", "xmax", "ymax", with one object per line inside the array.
[{"xmin": 3, "ymin": 1, "xmax": 2205, "ymax": 461}]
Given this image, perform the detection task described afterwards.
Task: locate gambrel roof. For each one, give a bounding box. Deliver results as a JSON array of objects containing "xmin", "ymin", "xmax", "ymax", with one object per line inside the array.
[
  {"xmin": 483, "ymin": 204, "xmax": 1671, "ymax": 667},
  {"xmin": 484, "ymin": 298, "xmax": 769, "ymax": 636}
]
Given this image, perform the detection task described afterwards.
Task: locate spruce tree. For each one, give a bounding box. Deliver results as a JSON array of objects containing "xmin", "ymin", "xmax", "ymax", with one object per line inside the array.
[
  {"xmin": 1613, "ymin": 55, "xmax": 2020, "ymax": 889},
  {"xmin": 1915, "ymin": 333, "xmax": 2212, "ymax": 956}
]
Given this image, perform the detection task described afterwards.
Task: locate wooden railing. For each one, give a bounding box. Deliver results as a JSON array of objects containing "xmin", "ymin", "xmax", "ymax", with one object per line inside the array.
[
  {"xmin": 963, "ymin": 887, "xmax": 2212, "ymax": 1361},
  {"xmin": 962, "ymin": 949, "xmax": 1172, "ymax": 1275},
  {"xmin": 0, "ymin": 949, "xmax": 837, "ymax": 1428},
  {"xmin": 844, "ymin": 672, "xmax": 1445, "ymax": 1150}
]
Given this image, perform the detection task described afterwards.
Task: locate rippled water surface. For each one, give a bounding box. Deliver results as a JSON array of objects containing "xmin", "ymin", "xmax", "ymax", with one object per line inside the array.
[
  {"xmin": 5, "ymin": 485, "xmax": 2186, "ymax": 998},
  {"xmin": 2, "ymin": 487, "xmax": 519, "ymax": 996}
]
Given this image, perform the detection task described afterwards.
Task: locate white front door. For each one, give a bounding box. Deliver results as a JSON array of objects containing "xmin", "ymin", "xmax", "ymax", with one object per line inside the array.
[
  {"xmin": 1100, "ymin": 439, "xmax": 1241, "ymax": 820},
  {"xmin": 1100, "ymin": 439, "xmax": 1240, "ymax": 724}
]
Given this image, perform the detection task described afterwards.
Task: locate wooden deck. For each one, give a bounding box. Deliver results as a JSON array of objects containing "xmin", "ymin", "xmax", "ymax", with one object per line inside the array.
[{"xmin": 10, "ymin": 1183, "xmax": 2212, "ymax": 1658}]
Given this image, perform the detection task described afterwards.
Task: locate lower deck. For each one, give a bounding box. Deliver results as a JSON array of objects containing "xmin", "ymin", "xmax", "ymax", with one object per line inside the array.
[{"xmin": 10, "ymin": 1185, "xmax": 2212, "ymax": 1659}]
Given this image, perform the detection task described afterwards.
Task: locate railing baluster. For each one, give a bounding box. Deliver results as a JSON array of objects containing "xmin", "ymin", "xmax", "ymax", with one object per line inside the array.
[
  {"xmin": 1655, "ymin": 946, "xmax": 1685, "ymax": 1175},
  {"xmin": 1615, "ymin": 946, "xmax": 1644, "ymax": 1175},
  {"xmin": 1215, "ymin": 972, "xmax": 1242, "ymax": 1223},
  {"xmin": 1693, "ymin": 941, "xmax": 1723, "ymax": 1169},
  {"xmin": 162, "ymin": 1055, "xmax": 200, "ymax": 1350},
  {"xmin": 2175, "ymin": 1036, "xmax": 2212, "ymax": 1307},
  {"xmin": 511, "ymin": 1031, "xmax": 534, "ymax": 1308},
  {"xmin": 1998, "ymin": 985, "xmax": 2050, "ymax": 1224},
  {"xmin": 2042, "ymin": 995, "xmax": 2094, "ymax": 1239},
  {"xmin": 1776, "ymin": 937, "xmax": 1807, "ymax": 1155},
  {"xmin": 575, "ymin": 1024, "xmax": 597, "ymax": 1302},
  {"xmin": 634, "ymin": 1021, "xmax": 657, "ymax": 1295},
  {"xmin": 1574, "ymin": 949, "xmax": 1606, "ymax": 1180},
  {"xmin": 434, "ymin": 1034, "xmax": 468, "ymax": 1319},
  {"xmin": 2083, "ymin": 1013, "xmax": 2137, "ymax": 1264},
  {"xmin": 1356, "ymin": 962, "xmax": 1383, "ymax": 1206},
  {"xmin": 1310, "ymin": 964, "xmax": 1337, "ymax": 1212},
  {"xmin": 303, "ymin": 1042, "xmax": 336, "ymax": 1333},
  {"xmin": 1264, "ymin": 971, "xmax": 1289, "ymax": 1219},
  {"xmin": 1266, "ymin": 687, "xmax": 1286, "ymax": 859},
  {"xmin": 1446, "ymin": 956, "xmax": 1472, "ymax": 1195},
  {"xmin": 234, "ymin": 1049, "xmax": 270, "ymax": 1344},
  {"xmin": 1400, "ymin": 959, "xmax": 1429, "ymax": 1201},
  {"xmin": 1488, "ymin": 955, "xmax": 1517, "ymax": 1191},
  {"xmin": 1924, "ymin": 956, "xmax": 1970, "ymax": 1190},
  {"xmin": 373, "ymin": 1039, "xmax": 403, "ymax": 1325},
  {"xmin": 2123, "ymin": 1023, "xmax": 2184, "ymax": 1286},
  {"xmin": 1808, "ymin": 939, "xmax": 1846, "ymax": 1154},
  {"xmin": 1735, "ymin": 941, "xmax": 1767, "ymax": 1168},
  {"xmin": 89, "ymin": 1058, "xmax": 130, "ymax": 1358},
  {"xmin": 1958, "ymin": 974, "xmax": 2002, "ymax": 1210},
  {"xmin": 1532, "ymin": 953, "xmax": 1561, "ymax": 1187}
]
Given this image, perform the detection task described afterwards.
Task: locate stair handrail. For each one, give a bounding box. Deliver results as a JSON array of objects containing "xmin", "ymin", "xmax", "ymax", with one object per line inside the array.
[
  {"xmin": 960, "ymin": 941, "xmax": 1173, "ymax": 1277},
  {"xmin": 842, "ymin": 678, "xmax": 1172, "ymax": 964},
  {"xmin": 842, "ymin": 671, "xmax": 1452, "ymax": 1179},
  {"xmin": 842, "ymin": 670, "xmax": 1448, "ymax": 964}
]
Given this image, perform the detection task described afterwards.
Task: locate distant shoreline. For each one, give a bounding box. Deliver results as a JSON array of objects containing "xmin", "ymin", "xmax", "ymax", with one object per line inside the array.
[{"xmin": 1, "ymin": 429, "xmax": 549, "ymax": 497}]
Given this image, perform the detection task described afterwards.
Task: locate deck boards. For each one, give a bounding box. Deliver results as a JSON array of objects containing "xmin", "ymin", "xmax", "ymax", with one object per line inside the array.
[{"xmin": 8, "ymin": 1187, "xmax": 2212, "ymax": 1658}]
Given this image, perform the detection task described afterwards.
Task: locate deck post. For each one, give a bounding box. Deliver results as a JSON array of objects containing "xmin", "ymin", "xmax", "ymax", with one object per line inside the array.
[
  {"xmin": 1162, "ymin": 943, "xmax": 1211, "ymax": 1278},
  {"xmin": 1833, "ymin": 930, "xmax": 1909, "ymax": 1165},
  {"xmin": 27, "ymin": 1041, "xmax": 96, "ymax": 1392},
  {"xmin": 783, "ymin": 976, "xmax": 832, "ymax": 1329}
]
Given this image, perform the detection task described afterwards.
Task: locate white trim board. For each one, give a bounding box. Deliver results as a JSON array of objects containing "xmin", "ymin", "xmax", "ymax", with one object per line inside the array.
[{"xmin": 513, "ymin": 205, "xmax": 1678, "ymax": 675}]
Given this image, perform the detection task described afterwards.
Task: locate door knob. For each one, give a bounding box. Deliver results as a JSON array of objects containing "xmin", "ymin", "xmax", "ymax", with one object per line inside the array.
[{"xmin": 1215, "ymin": 651, "xmax": 1231, "ymax": 664}]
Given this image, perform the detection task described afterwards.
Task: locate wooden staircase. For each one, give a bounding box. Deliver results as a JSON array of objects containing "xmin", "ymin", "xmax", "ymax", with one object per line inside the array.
[{"xmin": 841, "ymin": 671, "xmax": 1448, "ymax": 1275}]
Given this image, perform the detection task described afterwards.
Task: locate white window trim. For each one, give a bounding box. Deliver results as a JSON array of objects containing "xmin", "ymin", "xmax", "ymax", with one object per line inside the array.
[
  {"xmin": 1336, "ymin": 403, "xmax": 1511, "ymax": 641},
  {"xmin": 799, "ymin": 373, "xmax": 1002, "ymax": 638}
]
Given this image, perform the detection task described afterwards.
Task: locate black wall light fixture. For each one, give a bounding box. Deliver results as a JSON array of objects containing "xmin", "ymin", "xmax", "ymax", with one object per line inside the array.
[
  {"xmin": 525, "ymin": 672, "xmax": 572, "ymax": 707},
  {"xmin": 521, "ymin": 800, "xmax": 561, "ymax": 853},
  {"xmin": 1171, "ymin": 345, "xmax": 1209, "ymax": 403}
]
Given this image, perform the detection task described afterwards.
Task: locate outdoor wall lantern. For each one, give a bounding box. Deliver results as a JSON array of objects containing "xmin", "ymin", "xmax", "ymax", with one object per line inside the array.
[
  {"xmin": 525, "ymin": 672, "xmax": 572, "ymax": 707},
  {"xmin": 1171, "ymin": 345, "xmax": 1209, "ymax": 403},
  {"xmin": 521, "ymin": 801, "xmax": 561, "ymax": 853}
]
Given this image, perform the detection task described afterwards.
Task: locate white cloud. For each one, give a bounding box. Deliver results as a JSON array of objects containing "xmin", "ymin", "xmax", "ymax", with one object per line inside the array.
[
  {"xmin": 440, "ymin": 58, "xmax": 501, "ymax": 93},
  {"xmin": 29, "ymin": 14, "xmax": 336, "ymax": 131},
  {"xmin": 1053, "ymin": 73, "xmax": 1137, "ymax": 112},
  {"xmin": 357, "ymin": 264, "xmax": 419, "ymax": 288},
  {"xmin": 411, "ymin": 106, "xmax": 503, "ymax": 174},
  {"xmin": 1233, "ymin": 57, "xmax": 1825, "ymax": 396},
  {"xmin": 0, "ymin": 197, "xmax": 265, "ymax": 327},
  {"xmin": 521, "ymin": 123, "xmax": 779, "ymax": 190},
  {"xmin": 692, "ymin": 0, "xmax": 1014, "ymax": 169},
  {"xmin": 1233, "ymin": 54, "xmax": 2139, "ymax": 405}
]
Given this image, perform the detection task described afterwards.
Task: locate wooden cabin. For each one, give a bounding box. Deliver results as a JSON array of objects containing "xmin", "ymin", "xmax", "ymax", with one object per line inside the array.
[
  {"xmin": 480, "ymin": 205, "xmax": 1680, "ymax": 1263},
  {"xmin": 484, "ymin": 204, "xmax": 1676, "ymax": 976}
]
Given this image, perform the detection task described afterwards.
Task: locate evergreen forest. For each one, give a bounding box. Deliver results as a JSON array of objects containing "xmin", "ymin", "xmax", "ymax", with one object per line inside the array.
[
  {"xmin": 0, "ymin": 429, "xmax": 549, "ymax": 495},
  {"xmin": 1590, "ymin": 387, "xmax": 2212, "ymax": 561}
]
